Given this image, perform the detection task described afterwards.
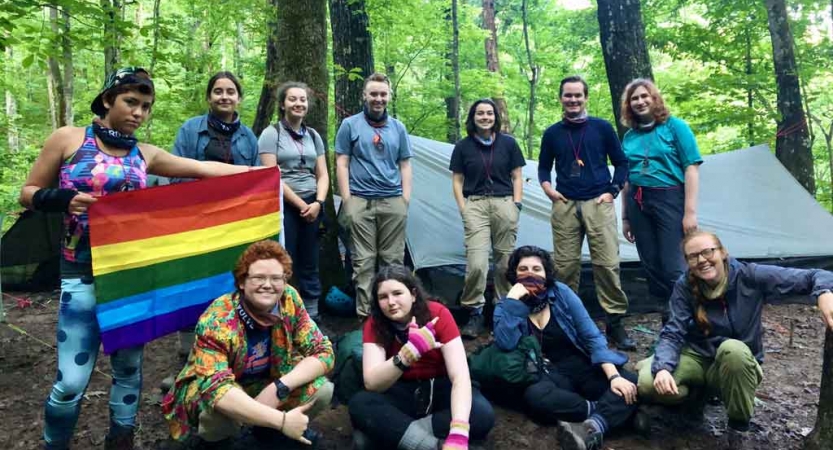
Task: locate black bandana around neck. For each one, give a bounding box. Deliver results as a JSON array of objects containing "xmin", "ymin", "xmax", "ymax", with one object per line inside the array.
[
  {"xmin": 235, "ymin": 292, "xmax": 280, "ymax": 331},
  {"xmin": 517, "ymin": 275, "xmax": 549, "ymax": 313},
  {"xmin": 92, "ymin": 120, "xmax": 138, "ymax": 150},
  {"xmin": 280, "ymin": 118, "xmax": 308, "ymax": 141},
  {"xmin": 207, "ymin": 112, "xmax": 241, "ymax": 135},
  {"xmin": 363, "ymin": 104, "xmax": 388, "ymax": 128}
]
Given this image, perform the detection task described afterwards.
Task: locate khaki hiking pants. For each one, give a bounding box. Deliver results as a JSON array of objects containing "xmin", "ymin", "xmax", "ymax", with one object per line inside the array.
[
  {"xmin": 338, "ymin": 196, "xmax": 408, "ymax": 317},
  {"xmin": 550, "ymin": 198, "xmax": 629, "ymax": 315},
  {"xmin": 636, "ymin": 340, "xmax": 763, "ymax": 424},
  {"xmin": 459, "ymin": 196, "xmax": 520, "ymax": 309}
]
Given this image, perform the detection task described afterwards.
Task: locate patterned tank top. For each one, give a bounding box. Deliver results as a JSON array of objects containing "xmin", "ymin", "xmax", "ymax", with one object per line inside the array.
[{"xmin": 59, "ymin": 126, "xmax": 148, "ymax": 265}]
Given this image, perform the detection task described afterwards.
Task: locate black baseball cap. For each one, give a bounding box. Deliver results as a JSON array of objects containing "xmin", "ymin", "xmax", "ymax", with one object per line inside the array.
[{"xmin": 90, "ymin": 67, "xmax": 154, "ymax": 117}]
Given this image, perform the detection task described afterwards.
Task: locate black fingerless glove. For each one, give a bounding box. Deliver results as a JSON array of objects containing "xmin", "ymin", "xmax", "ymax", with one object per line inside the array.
[{"xmin": 32, "ymin": 188, "xmax": 79, "ymax": 213}]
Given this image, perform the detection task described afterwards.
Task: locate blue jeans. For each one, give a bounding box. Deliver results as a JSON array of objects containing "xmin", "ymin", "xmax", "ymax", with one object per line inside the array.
[
  {"xmin": 626, "ymin": 186, "xmax": 687, "ymax": 305},
  {"xmin": 283, "ymin": 195, "xmax": 323, "ymax": 318},
  {"xmin": 44, "ymin": 277, "xmax": 144, "ymax": 449}
]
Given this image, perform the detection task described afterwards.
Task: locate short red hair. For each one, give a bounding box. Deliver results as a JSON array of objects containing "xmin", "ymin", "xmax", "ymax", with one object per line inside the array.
[{"xmin": 232, "ymin": 240, "xmax": 293, "ymax": 287}]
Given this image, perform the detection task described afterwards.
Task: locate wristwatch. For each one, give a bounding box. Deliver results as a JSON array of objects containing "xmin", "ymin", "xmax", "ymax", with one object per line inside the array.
[
  {"xmin": 315, "ymin": 199, "xmax": 325, "ymax": 208},
  {"xmin": 274, "ymin": 380, "xmax": 291, "ymax": 401},
  {"xmin": 392, "ymin": 354, "xmax": 410, "ymax": 371}
]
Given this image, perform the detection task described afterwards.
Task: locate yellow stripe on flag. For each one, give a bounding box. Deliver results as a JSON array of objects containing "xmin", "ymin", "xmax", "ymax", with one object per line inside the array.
[{"xmin": 91, "ymin": 212, "xmax": 281, "ymax": 276}]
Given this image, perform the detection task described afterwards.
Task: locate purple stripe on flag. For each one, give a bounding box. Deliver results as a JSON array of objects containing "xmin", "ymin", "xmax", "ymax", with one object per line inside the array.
[{"xmin": 99, "ymin": 302, "xmax": 210, "ymax": 354}]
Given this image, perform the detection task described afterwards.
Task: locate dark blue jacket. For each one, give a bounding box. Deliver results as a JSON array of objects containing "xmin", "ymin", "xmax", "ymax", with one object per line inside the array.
[
  {"xmin": 537, "ymin": 117, "xmax": 627, "ymax": 201},
  {"xmin": 493, "ymin": 282, "xmax": 627, "ymax": 366},
  {"xmin": 652, "ymin": 258, "xmax": 833, "ymax": 375}
]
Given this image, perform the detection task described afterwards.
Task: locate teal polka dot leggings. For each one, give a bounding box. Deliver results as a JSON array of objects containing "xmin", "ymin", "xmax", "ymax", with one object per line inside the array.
[{"xmin": 43, "ymin": 277, "xmax": 144, "ymax": 449}]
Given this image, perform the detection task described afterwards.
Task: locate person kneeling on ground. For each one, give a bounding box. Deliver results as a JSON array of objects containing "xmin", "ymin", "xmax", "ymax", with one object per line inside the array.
[
  {"xmin": 493, "ymin": 245, "xmax": 640, "ymax": 450},
  {"xmin": 348, "ymin": 264, "xmax": 495, "ymax": 449},
  {"xmin": 636, "ymin": 229, "xmax": 833, "ymax": 449},
  {"xmin": 162, "ymin": 240, "xmax": 335, "ymax": 449}
]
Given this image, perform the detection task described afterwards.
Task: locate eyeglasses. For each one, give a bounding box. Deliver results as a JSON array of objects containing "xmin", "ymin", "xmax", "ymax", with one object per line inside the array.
[
  {"xmin": 685, "ymin": 247, "xmax": 720, "ymax": 264},
  {"xmin": 247, "ymin": 274, "xmax": 287, "ymax": 286}
]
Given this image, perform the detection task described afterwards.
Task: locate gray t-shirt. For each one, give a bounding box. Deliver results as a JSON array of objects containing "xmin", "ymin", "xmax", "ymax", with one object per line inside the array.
[
  {"xmin": 334, "ymin": 112, "xmax": 413, "ymax": 198},
  {"xmin": 258, "ymin": 124, "xmax": 325, "ymax": 199}
]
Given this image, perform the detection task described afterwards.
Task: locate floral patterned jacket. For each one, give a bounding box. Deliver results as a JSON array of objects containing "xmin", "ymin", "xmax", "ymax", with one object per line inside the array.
[{"xmin": 161, "ymin": 286, "xmax": 334, "ymax": 440}]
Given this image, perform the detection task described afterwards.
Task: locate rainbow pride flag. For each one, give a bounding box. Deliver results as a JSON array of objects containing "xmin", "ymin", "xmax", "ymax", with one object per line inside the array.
[{"xmin": 89, "ymin": 168, "xmax": 281, "ymax": 353}]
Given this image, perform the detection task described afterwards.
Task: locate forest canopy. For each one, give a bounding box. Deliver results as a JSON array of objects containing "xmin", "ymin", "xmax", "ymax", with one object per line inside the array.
[{"xmin": 1, "ymin": 0, "xmax": 832, "ymax": 224}]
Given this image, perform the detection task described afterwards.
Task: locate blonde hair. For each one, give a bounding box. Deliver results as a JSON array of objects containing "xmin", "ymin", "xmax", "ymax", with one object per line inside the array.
[{"xmin": 619, "ymin": 78, "xmax": 671, "ymax": 129}]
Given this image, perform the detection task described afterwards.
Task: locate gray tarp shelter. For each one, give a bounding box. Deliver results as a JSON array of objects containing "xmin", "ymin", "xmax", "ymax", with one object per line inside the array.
[{"xmin": 407, "ymin": 138, "xmax": 833, "ymax": 314}]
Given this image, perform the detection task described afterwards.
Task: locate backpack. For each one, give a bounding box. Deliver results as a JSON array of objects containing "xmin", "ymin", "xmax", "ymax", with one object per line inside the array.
[
  {"xmin": 468, "ymin": 335, "xmax": 543, "ymax": 389},
  {"xmin": 332, "ymin": 329, "xmax": 365, "ymax": 405}
]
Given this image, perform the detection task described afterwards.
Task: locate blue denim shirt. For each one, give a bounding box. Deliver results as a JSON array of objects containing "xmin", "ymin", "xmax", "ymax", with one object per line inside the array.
[
  {"xmin": 652, "ymin": 258, "xmax": 833, "ymax": 375},
  {"xmin": 493, "ymin": 282, "xmax": 628, "ymax": 366},
  {"xmin": 171, "ymin": 114, "xmax": 260, "ymax": 182}
]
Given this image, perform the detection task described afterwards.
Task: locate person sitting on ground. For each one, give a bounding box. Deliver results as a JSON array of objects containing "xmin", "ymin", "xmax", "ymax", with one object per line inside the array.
[
  {"xmin": 162, "ymin": 240, "xmax": 335, "ymax": 449},
  {"xmin": 637, "ymin": 229, "xmax": 833, "ymax": 449},
  {"xmin": 348, "ymin": 264, "xmax": 495, "ymax": 450},
  {"xmin": 493, "ymin": 245, "xmax": 640, "ymax": 450}
]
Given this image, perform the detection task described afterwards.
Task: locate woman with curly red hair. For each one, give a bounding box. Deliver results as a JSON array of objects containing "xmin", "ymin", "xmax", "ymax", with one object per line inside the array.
[{"xmin": 162, "ymin": 240, "xmax": 334, "ymax": 449}]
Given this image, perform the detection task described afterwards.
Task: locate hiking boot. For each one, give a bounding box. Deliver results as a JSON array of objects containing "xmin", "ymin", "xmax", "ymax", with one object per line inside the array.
[
  {"xmin": 105, "ymin": 426, "xmax": 140, "ymax": 450},
  {"xmin": 460, "ymin": 312, "xmax": 486, "ymax": 339},
  {"xmin": 606, "ymin": 314, "xmax": 636, "ymax": 351},
  {"xmin": 726, "ymin": 427, "xmax": 750, "ymax": 450},
  {"xmin": 632, "ymin": 407, "xmax": 651, "ymax": 438},
  {"xmin": 556, "ymin": 420, "xmax": 603, "ymax": 450},
  {"xmin": 352, "ymin": 429, "xmax": 375, "ymax": 450}
]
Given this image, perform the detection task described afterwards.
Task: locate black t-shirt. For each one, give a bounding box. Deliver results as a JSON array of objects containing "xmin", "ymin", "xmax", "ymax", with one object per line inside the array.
[
  {"xmin": 204, "ymin": 127, "xmax": 234, "ymax": 163},
  {"xmin": 531, "ymin": 316, "xmax": 585, "ymax": 364},
  {"xmin": 448, "ymin": 133, "xmax": 526, "ymax": 197}
]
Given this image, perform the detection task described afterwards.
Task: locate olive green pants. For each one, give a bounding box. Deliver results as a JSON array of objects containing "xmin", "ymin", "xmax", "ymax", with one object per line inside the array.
[
  {"xmin": 197, "ymin": 380, "xmax": 334, "ymax": 442},
  {"xmin": 550, "ymin": 198, "xmax": 628, "ymax": 314},
  {"xmin": 637, "ymin": 339, "xmax": 763, "ymax": 423},
  {"xmin": 458, "ymin": 196, "xmax": 520, "ymax": 310},
  {"xmin": 338, "ymin": 196, "xmax": 408, "ymax": 318}
]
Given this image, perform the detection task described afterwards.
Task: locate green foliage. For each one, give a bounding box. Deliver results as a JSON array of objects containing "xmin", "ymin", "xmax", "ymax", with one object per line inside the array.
[{"xmin": 1, "ymin": 0, "xmax": 832, "ymax": 211}]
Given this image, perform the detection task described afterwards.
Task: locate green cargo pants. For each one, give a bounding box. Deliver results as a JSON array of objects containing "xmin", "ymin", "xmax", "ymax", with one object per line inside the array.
[{"xmin": 637, "ymin": 339, "xmax": 763, "ymax": 423}]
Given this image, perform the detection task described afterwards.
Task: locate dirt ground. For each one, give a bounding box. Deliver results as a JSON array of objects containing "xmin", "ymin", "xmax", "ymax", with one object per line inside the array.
[{"xmin": 0, "ymin": 290, "xmax": 827, "ymax": 450}]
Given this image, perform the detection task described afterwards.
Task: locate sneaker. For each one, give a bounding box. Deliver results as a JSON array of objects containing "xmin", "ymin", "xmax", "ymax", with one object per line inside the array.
[
  {"xmin": 460, "ymin": 313, "xmax": 486, "ymax": 339},
  {"xmin": 104, "ymin": 427, "xmax": 141, "ymax": 450},
  {"xmin": 556, "ymin": 420, "xmax": 603, "ymax": 450},
  {"xmin": 606, "ymin": 314, "xmax": 636, "ymax": 351}
]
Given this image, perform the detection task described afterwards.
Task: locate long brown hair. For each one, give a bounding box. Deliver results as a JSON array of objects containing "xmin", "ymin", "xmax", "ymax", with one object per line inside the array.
[
  {"xmin": 681, "ymin": 230, "xmax": 727, "ymax": 336},
  {"xmin": 369, "ymin": 264, "xmax": 431, "ymax": 350},
  {"xmin": 619, "ymin": 78, "xmax": 671, "ymax": 129}
]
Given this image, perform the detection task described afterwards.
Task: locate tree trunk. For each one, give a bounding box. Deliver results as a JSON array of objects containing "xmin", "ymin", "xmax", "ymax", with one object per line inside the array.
[
  {"xmin": 46, "ymin": 67, "xmax": 58, "ymax": 130},
  {"xmin": 444, "ymin": 0, "xmax": 461, "ymax": 144},
  {"xmin": 59, "ymin": 7, "xmax": 73, "ymax": 126},
  {"xmin": 146, "ymin": 0, "xmax": 162, "ymax": 141},
  {"xmin": 46, "ymin": 5, "xmax": 66, "ymax": 127},
  {"xmin": 765, "ymin": 0, "xmax": 815, "ymax": 195},
  {"xmin": 482, "ymin": 0, "xmax": 510, "ymax": 132},
  {"xmin": 268, "ymin": 0, "xmax": 345, "ymax": 292},
  {"xmin": 329, "ymin": 0, "xmax": 374, "ymax": 128},
  {"xmin": 521, "ymin": 0, "xmax": 538, "ymax": 158},
  {"xmin": 252, "ymin": 0, "xmax": 281, "ymax": 137},
  {"xmin": 597, "ymin": 0, "xmax": 654, "ymax": 138},
  {"xmin": 235, "ymin": 21, "xmax": 244, "ymax": 78},
  {"xmin": 805, "ymin": 328, "xmax": 833, "ymax": 450},
  {"xmin": 5, "ymin": 46, "xmax": 19, "ymax": 152},
  {"xmin": 102, "ymin": 0, "xmax": 121, "ymax": 77}
]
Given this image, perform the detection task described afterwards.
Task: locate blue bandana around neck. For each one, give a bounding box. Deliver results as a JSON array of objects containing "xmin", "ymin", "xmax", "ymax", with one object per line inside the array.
[
  {"xmin": 207, "ymin": 112, "xmax": 241, "ymax": 135},
  {"xmin": 92, "ymin": 120, "xmax": 138, "ymax": 150},
  {"xmin": 281, "ymin": 118, "xmax": 308, "ymax": 140}
]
